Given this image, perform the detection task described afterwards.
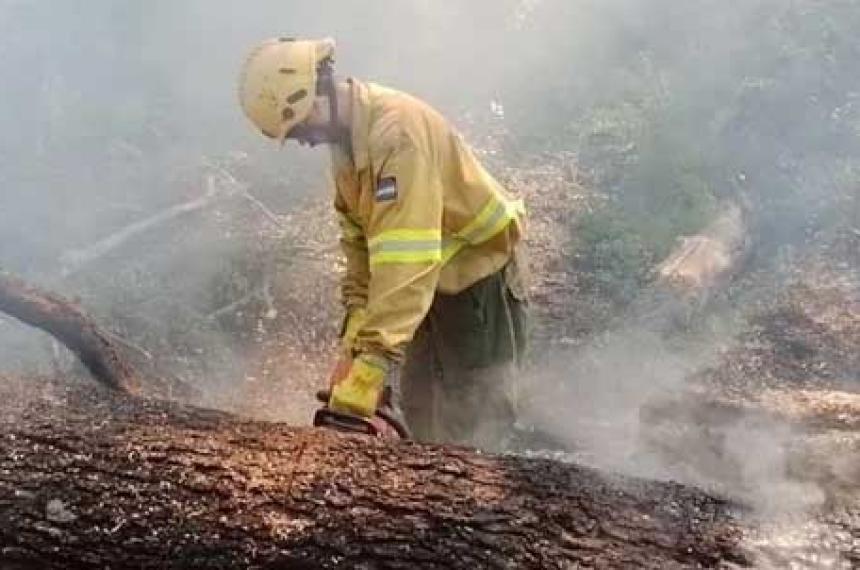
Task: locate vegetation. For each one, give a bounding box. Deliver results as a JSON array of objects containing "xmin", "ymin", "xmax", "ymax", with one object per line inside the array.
[{"xmin": 491, "ymin": 1, "xmax": 860, "ymax": 304}]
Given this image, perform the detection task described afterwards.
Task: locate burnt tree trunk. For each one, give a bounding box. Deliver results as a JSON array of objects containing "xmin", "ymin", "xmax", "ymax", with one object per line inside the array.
[
  {"xmin": 0, "ymin": 381, "xmax": 749, "ymax": 569},
  {"xmin": 0, "ymin": 273, "xmax": 137, "ymax": 393}
]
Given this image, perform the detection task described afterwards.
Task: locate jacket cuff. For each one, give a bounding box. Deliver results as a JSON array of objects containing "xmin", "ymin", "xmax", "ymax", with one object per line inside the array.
[{"xmin": 353, "ymin": 349, "xmax": 393, "ymax": 371}]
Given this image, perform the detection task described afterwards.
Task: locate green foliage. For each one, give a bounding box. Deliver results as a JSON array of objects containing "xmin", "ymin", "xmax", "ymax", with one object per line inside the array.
[
  {"xmin": 572, "ymin": 94, "xmax": 719, "ymax": 303},
  {"xmin": 503, "ymin": 0, "xmax": 860, "ymax": 305},
  {"xmin": 575, "ymin": 205, "xmax": 652, "ymax": 304},
  {"xmin": 574, "ymin": 152, "xmax": 716, "ymax": 302},
  {"xmin": 618, "ymin": 135, "xmax": 718, "ymax": 259}
]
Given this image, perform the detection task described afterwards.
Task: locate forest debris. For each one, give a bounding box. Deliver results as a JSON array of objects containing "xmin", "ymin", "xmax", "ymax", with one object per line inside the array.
[
  {"xmin": 656, "ymin": 201, "xmax": 749, "ymax": 296},
  {"xmin": 0, "ymin": 272, "xmax": 138, "ymax": 393},
  {"xmin": 59, "ymin": 178, "xmax": 220, "ymax": 277}
]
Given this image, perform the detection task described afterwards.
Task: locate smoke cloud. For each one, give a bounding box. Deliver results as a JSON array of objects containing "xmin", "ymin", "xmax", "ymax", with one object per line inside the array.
[{"xmin": 0, "ymin": 4, "xmax": 856, "ymax": 541}]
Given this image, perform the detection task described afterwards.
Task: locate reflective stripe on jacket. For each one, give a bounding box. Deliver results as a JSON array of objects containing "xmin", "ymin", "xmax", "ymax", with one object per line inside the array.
[{"xmin": 332, "ymin": 78, "xmax": 525, "ymax": 361}]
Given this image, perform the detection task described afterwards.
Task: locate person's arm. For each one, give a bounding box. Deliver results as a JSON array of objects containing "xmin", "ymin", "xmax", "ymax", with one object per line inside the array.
[
  {"xmin": 334, "ymin": 194, "xmax": 369, "ymax": 317},
  {"xmin": 352, "ymin": 141, "xmax": 444, "ymax": 362},
  {"xmin": 327, "ymin": 191, "xmax": 370, "ymax": 390},
  {"xmin": 328, "ymin": 141, "xmax": 444, "ymax": 418}
]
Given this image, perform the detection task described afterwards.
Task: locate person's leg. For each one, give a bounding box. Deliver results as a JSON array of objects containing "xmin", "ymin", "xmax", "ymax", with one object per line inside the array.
[
  {"xmin": 398, "ymin": 320, "xmax": 441, "ymax": 442},
  {"xmin": 429, "ymin": 266, "xmax": 528, "ymax": 450}
]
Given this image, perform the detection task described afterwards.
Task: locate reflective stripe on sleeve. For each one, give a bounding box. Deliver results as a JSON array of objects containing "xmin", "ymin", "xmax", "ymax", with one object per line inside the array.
[
  {"xmin": 368, "ymin": 229, "xmax": 443, "ymax": 265},
  {"xmin": 365, "ymin": 196, "xmax": 524, "ymax": 266},
  {"xmin": 456, "ymin": 196, "xmax": 524, "ymax": 246},
  {"xmin": 441, "ymin": 238, "xmax": 464, "ymax": 264}
]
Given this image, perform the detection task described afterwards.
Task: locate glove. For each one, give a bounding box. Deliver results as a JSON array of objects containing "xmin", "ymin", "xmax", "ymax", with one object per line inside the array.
[
  {"xmin": 327, "ymin": 307, "xmax": 367, "ymax": 389},
  {"xmin": 328, "ymin": 353, "xmax": 388, "ymax": 418}
]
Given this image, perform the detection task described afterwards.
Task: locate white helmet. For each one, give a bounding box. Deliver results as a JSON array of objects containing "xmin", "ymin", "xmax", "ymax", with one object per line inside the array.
[{"xmin": 238, "ymin": 37, "xmax": 335, "ymax": 140}]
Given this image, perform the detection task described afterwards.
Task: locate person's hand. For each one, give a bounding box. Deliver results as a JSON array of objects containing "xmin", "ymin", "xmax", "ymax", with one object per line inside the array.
[{"xmin": 328, "ymin": 353, "xmax": 388, "ymax": 418}]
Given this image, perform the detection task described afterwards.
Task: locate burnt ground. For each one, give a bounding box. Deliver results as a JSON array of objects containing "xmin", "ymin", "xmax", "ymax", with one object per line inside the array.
[
  {"xmin": 684, "ymin": 236, "xmax": 860, "ymax": 568},
  {"xmin": 522, "ymin": 228, "xmax": 860, "ymax": 568}
]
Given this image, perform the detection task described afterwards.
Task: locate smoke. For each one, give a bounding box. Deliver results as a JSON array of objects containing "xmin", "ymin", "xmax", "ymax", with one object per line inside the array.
[
  {"xmin": 486, "ymin": 0, "xmax": 859, "ymax": 523},
  {"xmin": 1, "ymin": 0, "xmax": 856, "ymax": 267},
  {"xmin": 0, "ymin": 0, "xmax": 531, "ymax": 378},
  {"xmin": 522, "ymin": 320, "xmax": 709, "ymax": 468},
  {"xmin": 520, "ymin": 286, "xmax": 837, "ymax": 522},
  {"xmin": 0, "ymin": 0, "xmax": 856, "ymax": 526}
]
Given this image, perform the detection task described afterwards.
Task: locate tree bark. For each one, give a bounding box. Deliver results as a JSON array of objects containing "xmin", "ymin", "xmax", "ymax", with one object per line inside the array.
[
  {"xmin": 0, "ymin": 381, "xmax": 749, "ymax": 569},
  {"xmin": 0, "ymin": 273, "xmax": 138, "ymax": 393}
]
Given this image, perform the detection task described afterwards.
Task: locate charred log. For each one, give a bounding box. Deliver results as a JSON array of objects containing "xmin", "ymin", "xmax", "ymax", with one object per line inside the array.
[
  {"xmin": 0, "ymin": 273, "xmax": 138, "ymax": 393},
  {"xmin": 656, "ymin": 200, "xmax": 751, "ymax": 297},
  {"xmin": 0, "ymin": 381, "xmax": 749, "ymax": 569}
]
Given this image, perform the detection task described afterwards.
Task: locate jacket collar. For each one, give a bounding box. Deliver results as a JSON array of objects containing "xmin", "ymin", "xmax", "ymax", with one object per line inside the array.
[{"xmin": 347, "ymin": 77, "xmax": 371, "ymax": 172}]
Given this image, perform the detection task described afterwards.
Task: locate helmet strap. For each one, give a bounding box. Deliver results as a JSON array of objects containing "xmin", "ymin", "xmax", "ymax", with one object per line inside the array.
[{"xmin": 316, "ymin": 63, "xmax": 351, "ymax": 152}]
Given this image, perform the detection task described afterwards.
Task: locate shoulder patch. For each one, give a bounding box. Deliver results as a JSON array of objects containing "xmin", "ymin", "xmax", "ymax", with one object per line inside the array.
[{"xmin": 375, "ymin": 177, "xmax": 398, "ymax": 202}]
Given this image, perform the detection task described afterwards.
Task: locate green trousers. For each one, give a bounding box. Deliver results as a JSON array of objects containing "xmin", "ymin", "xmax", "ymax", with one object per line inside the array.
[{"xmin": 396, "ymin": 258, "xmax": 528, "ymax": 450}]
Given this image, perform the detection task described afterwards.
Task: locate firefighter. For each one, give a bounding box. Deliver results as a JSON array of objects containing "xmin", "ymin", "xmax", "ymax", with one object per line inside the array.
[{"xmin": 238, "ymin": 38, "xmax": 528, "ymax": 448}]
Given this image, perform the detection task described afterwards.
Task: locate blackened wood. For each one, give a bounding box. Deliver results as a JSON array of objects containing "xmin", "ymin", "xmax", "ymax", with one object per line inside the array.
[
  {"xmin": 0, "ymin": 273, "xmax": 138, "ymax": 393},
  {"xmin": 0, "ymin": 382, "xmax": 749, "ymax": 569}
]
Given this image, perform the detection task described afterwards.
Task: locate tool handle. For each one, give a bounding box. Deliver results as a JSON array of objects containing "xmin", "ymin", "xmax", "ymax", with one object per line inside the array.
[
  {"xmin": 314, "ymin": 390, "xmax": 411, "ymax": 439},
  {"xmin": 313, "ymin": 408, "xmax": 379, "ymax": 436}
]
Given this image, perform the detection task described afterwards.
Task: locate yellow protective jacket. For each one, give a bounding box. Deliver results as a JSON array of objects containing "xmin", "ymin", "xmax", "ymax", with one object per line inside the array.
[{"xmin": 332, "ymin": 78, "xmax": 525, "ymax": 362}]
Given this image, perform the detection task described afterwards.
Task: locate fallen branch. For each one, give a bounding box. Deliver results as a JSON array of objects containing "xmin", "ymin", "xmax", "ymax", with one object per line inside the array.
[
  {"xmin": 656, "ymin": 200, "xmax": 750, "ymax": 297},
  {"xmin": 59, "ymin": 179, "xmax": 219, "ymax": 276},
  {"xmin": 100, "ymin": 328, "xmax": 153, "ymax": 361},
  {"xmin": 59, "ymin": 165, "xmax": 287, "ymax": 277},
  {"xmin": 0, "ymin": 272, "xmax": 138, "ymax": 393},
  {"xmin": 205, "ymin": 287, "xmax": 262, "ymax": 320},
  {"xmin": 204, "ymin": 159, "xmax": 285, "ymax": 230}
]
